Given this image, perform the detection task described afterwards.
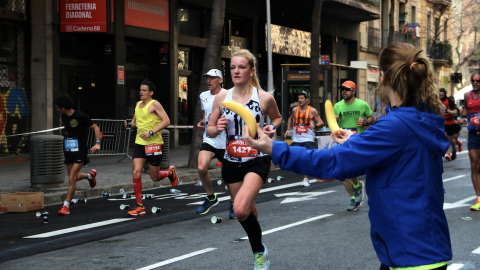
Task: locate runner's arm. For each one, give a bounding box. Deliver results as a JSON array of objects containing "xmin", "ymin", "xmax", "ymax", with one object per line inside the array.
[
  {"xmin": 264, "ymin": 94, "xmax": 282, "ymax": 128},
  {"xmin": 446, "ymin": 99, "xmax": 458, "ymax": 116},
  {"xmin": 207, "ymin": 92, "xmax": 228, "ymax": 137},
  {"xmin": 151, "ymin": 101, "xmax": 170, "ymax": 134},
  {"xmin": 462, "ymin": 92, "xmax": 469, "ymax": 117},
  {"xmin": 311, "ymin": 108, "xmax": 324, "ymax": 128}
]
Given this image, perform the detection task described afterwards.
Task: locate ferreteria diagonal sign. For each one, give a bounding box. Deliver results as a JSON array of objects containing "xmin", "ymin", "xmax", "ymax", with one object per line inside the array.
[{"xmin": 274, "ymin": 191, "xmax": 335, "ymax": 204}]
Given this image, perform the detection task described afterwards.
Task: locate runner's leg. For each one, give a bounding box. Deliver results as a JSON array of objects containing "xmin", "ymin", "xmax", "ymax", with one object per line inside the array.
[
  {"xmin": 343, "ymin": 178, "xmax": 355, "ymax": 198},
  {"xmin": 469, "ymin": 149, "xmax": 480, "ymax": 197},
  {"xmin": 66, "ymin": 163, "xmax": 84, "ymax": 202},
  {"xmin": 133, "ymin": 158, "xmax": 147, "ymax": 205},
  {"xmin": 198, "ymin": 150, "xmax": 216, "ymax": 196}
]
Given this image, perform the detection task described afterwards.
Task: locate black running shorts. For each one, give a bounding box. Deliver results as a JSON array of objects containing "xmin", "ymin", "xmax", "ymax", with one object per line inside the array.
[
  {"xmin": 64, "ymin": 151, "xmax": 90, "ymax": 165},
  {"xmin": 222, "ymin": 156, "xmax": 271, "ymax": 184},
  {"xmin": 453, "ymin": 124, "xmax": 461, "ymax": 134},
  {"xmin": 133, "ymin": 144, "xmax": 163, "ymax": 167},
  {"xmin": 444, "ymin": 124, "xmax": 455, "ymax": 136},
  {"xmin": 199, "ymin": 142, "xmax": 225, "ymax": 162}
]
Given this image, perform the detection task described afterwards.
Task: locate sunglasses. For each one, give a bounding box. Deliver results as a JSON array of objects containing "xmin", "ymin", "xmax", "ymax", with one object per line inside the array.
[
  {"xmin": 340, "ymin": 87, "xmax": 354, "ymax": 92},
  {"xmin": 472, "ymin": 79, "xmax": 480, "ymax": 83}
]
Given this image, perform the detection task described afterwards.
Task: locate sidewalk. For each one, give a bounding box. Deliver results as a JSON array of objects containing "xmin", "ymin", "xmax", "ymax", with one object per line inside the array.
[{"xmin": 0, "ymin": 145, "xmax": 222, "ymax": 206}]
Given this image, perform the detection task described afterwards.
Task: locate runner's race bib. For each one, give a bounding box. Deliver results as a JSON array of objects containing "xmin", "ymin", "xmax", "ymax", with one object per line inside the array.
[
  {"xmin": 227, "ymin": 137, "xmax": 257, "ymax": 159},
  {"xmin": 64, "ymin": 137, "xmax": 79, "ymax": 152},
  {"xmin": 344, "ymin": 128, "xmax": 359, "ymax": 134},
  {"xmin": 145, "ymin": 144, "xmax": 162, "ymax": 156},
  {"xmin": 471, "ymin": 113, "xmax": 480, "ymax": 126},
  {"xmin": 295, "ymin": 124, "xmax": 308, "ymax": 134}
]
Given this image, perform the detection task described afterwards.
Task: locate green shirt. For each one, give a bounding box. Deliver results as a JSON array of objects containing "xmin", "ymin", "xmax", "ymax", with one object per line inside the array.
[{"xmin": 333, "ymin": 98, "xmax": 373, "ymax": 134}]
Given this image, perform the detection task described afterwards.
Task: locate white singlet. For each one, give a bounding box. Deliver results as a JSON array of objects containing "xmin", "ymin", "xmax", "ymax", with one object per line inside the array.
[
  {"xmin": 200, "ymin": 89, "xmax": 227, "ymax": 149},
  {"xmin": 222, "ymin": 87, "xmax": 267, "ymax": 163}
]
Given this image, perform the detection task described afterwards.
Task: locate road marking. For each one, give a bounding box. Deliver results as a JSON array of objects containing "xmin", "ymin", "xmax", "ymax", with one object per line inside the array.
[
  {"xmin": 24, "ymin": 218, "xmax": 134, "ymax": 238},
  {"xmin": 241, "ymin": 214, "xmax": 333, "ymax": 240},
  {"xmin": 187, "ymin": 180, "xmax": 320, "ymax": 205},
  {"xmin": 447, "ymin": 263, "xmax": 464, "ymax": 270},
  {"xmin": 274, "ymin": 191, "xmax": 336, "ymax": 204},
  {"xmin": 443, "ymin": 175, "xmax": 466, "ymax": 182},
  {"xmin": 443, "ymin": 196, "xmax": 477, "ymax": 210},
  {"xmin": 472, "ymin": 247, "xmax": 480, "ymax": 254},
  {"xmin": 136, "ymin": 248, "xmax": 217, "ymax": 270}
]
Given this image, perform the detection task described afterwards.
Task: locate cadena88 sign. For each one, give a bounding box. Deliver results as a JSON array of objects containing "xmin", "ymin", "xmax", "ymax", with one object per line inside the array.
[{"xmin": 60, "ymin": 0, "xmax": 109, "ymax": 33}]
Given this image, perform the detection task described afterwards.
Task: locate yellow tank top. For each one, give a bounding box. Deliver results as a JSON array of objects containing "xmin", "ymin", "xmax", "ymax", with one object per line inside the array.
[{"xmin": 135, "ymin": 99, "xmax": 164, "ymax": 145}]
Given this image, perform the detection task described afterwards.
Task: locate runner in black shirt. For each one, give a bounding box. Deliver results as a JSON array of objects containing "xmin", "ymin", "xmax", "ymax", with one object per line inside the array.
[{"xmin": 55, "ymin": 94, "xmax": 101, "ymax": 215}]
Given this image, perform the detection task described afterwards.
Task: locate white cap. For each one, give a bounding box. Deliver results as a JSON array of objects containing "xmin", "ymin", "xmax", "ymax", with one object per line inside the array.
[{"xmin": 203, "ymin": 69, "xmax": 223, "ymax": 78}]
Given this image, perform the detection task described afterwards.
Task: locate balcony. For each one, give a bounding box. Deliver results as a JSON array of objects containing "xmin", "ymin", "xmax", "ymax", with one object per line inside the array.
[
  {"xmin": 427, "ymin": 0, "xmax": 452, "ymax": 7},
  {"xmin": 368, "ymin": 27, "xmax": 381, "ymax": 52},
  {"xmin": 382, "ymin": 29, "xmax": 420, "ymax": 48},
  {"xmin": 428, "ymin": 43, "xmax": 451, "ymax": 66}
]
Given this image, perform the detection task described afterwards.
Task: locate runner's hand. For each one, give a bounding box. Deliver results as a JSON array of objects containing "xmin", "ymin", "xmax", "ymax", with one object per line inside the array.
[
  {"xmin": 459, "ymin": 118, "xmax": 466, "ymax": 125},
  {"xmin": 90, "ymin": 144, "xmax": 100, "ymax": 153},
  {"xmin": 140, "ymin": 131, "xmax": 151, "ymax": 139},
  {"xmin": 315, "ymin": 178, "xmax": 336, "ymax": 183},
  {"xmin": 357, "ymin": 117, "xmax": 365, "ymax": 127},
  {"xmin": 197, "ymin": 120, "xmax": 205, "ymax": 130},
  {"xmin": 332, "ymin": 129, "xmax": 353, "ymax": 144},
  {"xmin": 216, "ymin": 116, "xmax": 230, "ymax": 134},
  {"xmin": 263, "ymin": 125, "xmax": 276, "ymax": 138},
  {"xmin": 124, "ymin": 121, "xmax": 128, "ymax": 129},
  {"xmin": 284, "ymin": 129, "xmax": 290, "ymax": 138},
  {"xmin": 243, "ymin": 124, "xmax": 273, "ymax": 156},
  {"xmin": 309, "ymin": 124, "xmax": 315, "ymax": 130}
]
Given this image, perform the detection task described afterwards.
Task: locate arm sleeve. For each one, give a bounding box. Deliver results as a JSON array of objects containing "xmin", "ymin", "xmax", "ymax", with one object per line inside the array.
[
  {"xmin": 364, "ymin": 102, "xmax": 373, "ymax": 117},
  {"xmin": 85, "ymin": 114, "xmax": 94, "ymax": 127},
  {"xmin": 448, "ymin": 99, "xmax": 457, "ymax": 110},
  {"xmin": 271, "ymin": 118, "xmax": 404, "ymax": 179}
]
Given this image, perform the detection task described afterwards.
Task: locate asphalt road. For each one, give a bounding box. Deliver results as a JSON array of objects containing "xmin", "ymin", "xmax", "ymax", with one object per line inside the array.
[{"xmin": 0, "ymin": 142, "xmax": 479, "ymax": 269}]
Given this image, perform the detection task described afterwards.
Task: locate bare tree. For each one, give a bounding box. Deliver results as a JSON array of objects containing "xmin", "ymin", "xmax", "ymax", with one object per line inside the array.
[
  {"xmin": 187, "ymin": 0, "xmax": 226, "ymax": 169},
  {"xmin": 310, "ymin": 0, "xmax": 323, "ymax": 113},
  {"xmin": 387, "ymin": 0, "xmax": 395, "ymax": 45}
]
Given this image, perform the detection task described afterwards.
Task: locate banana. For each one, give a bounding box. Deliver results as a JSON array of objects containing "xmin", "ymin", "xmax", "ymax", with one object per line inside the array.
[
  {"xmin": 325, "ymin": 100, "xmax": 341, "ymax": 137},
  {"xmin": 222, "ymin": 101, "xmax": 257, "ymax": 138}
]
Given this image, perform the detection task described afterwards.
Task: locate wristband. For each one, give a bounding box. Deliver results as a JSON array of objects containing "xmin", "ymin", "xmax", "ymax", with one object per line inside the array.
[
  {"xmin": 268, "ymin": 124, "xmax": 276, "ymax": 131},
  {"xmin": 149, "ymin": 130, "xmax": 154, "ymax": 135},
  {"xmin": 95, "ymin": 140, "xmax": 101, "ymax": 144}
]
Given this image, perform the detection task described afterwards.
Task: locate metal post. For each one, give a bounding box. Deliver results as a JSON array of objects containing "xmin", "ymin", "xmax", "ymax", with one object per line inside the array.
[{"xmin": 266, "ymin": 0, "xmax": 276, "ymax": 139}]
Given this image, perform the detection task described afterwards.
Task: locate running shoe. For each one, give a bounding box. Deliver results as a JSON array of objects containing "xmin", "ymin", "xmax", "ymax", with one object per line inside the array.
[
  {"xmin": 458, "ymin": 141, "xmax": 463, "ymax": 152},
  {"xmin": 470, "ymin": 198, "xmax": 480, "ymax": 211},
  {"xmin": 445, "ymin": 154, "xmax": 451, "ymax": 161},
  {"xmin": 229, "ymin": 202, "xmax": 236, "ymax": 219},
  {"xmin": 301, "ymin": 178, "xmax": 310, "ymax": 187},
  {"xmin": 88, "ymin": 169, "xmax": 97, "ymax": 188},
  {"xmin": 354, "ymin": 181, "xmax": 364, "ymax": 204},
  {"xmin": 254, "ymin": 244, "xmax": 270, "ymax": 270},
  {"xmin": 167, "ymin": 165, "xmax": 179, "ymax": 187},
  {"xmin": 196, "ymin": 195, "xmax": 219, "ymax": 215},
  {"xmin": 452, "ymin": 150, "xmax": 457, "ymax": 160},
  {"xmin": 128, "ymin": 204, "xmax": 146, "ymax": 216},
  {"xmin": 347, "ymin": 198, "xmax": 361, "ymax": 211},
  {"xmin": 58, "ymin": 205, "xmax": 70, "ymax": 215}
]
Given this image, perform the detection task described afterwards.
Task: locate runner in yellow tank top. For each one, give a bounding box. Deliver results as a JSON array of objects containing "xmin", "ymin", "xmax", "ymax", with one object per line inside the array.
[{"xmin": 123, "ymin": 81, "xmax": 179, "ymax": 216}]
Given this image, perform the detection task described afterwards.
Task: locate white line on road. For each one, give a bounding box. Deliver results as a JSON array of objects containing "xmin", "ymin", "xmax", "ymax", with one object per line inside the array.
[
  {"xmin": 447, "ymin": 263, "xmax": 464, "ymax": 270},
  {"xmin": 443, "ymin": 175, "xmax": 467, "ymax": 182},
  {"xmin": 472, "ymin": 247, "xmax": 480, "ymax": 254},
  {"xmin": 241, "ymin": 214, "xmax": 333, "ymax": 240},
  {"xmin": 187, "ymin": 180, "xmax": 321, "ymax": 205},
  {"xmin": 24, "ymin": 218, "xmax": 134, "ymax": 238},
  {"xmin": 136, "ymin": 248, "xmax": 217, "ymax": 270}
]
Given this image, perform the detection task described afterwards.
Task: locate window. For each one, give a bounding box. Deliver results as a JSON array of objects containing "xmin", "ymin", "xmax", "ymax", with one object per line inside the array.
[
  {"xmin": 411, "ymin": 6, "xmax": 416, "ymax": 23},
  {"xmin": 178, "ymin": 7, "xmax": 203, "ymax": 38}
]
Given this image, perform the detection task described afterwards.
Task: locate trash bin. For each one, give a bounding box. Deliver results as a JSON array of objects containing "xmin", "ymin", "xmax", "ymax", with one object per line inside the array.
[
  {"xmin": 30, "ymin": 135, "xmax": 65, "ymax": 188},
  {"xmin": 142, "ymin": 129, "xmax": 170, "ymax": 172}
]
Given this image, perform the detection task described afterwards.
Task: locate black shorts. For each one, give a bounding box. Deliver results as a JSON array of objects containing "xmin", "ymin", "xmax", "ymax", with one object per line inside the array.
[
  {"xmin": 444, "ymin": 124, "xmax": 455, "ymax": 136},
  {"xmin": 199, "ymin": 142, "xmax": 225, "ymax": 162},
  {"xmin": 453, "ymin": 124, "xmax": 462, "ymax": 134},
  {"xmin": 64, "ymin": 151, "xmax": 90, "ymax": 165},
  {"xmin": 133, "ymin": 144, "xmax": 163, "ymax": 167},
  {"xmin": 222, "ymin": 156, "xmax": 271, "ymax": 184},
  {"xmin": 290, "ymin": 141, "xmax": 315, "ymax": 149}
]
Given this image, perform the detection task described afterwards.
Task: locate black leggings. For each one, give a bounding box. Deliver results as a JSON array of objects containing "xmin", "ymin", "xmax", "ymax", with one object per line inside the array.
[{"xmin": 379, "ymin": 263, "xmax": 447, "ymax": 270}]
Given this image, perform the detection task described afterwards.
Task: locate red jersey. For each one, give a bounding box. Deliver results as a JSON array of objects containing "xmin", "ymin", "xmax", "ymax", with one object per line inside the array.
[{"xmin": 442, "ymin": 98, "xmax": 454, "ymax": 125}]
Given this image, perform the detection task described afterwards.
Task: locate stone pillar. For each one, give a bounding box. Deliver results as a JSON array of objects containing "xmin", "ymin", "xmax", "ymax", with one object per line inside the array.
[
  {"xmin": 31, "ymin": 0, "xmax": 54, "ymax": 132},
  {"xmin": 169, "ymin": 0, "xmax": 179, "ymax": 149},
  {"xmin": 115, "ymin": 0, "xmax": 127, "ymax": 119}
]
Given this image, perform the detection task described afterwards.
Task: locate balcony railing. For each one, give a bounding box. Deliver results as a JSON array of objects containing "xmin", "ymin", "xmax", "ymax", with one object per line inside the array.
[
  {"xmin": 382, "ymin": 29, "xmax": 420, "ymax": 48},
  {"xmin": 428, "ymin": 43, "xmax": 450, "ymax": 61},
  {"xmin": 368, "ymin": 27, "xmax": 381, "ymax": 50}
]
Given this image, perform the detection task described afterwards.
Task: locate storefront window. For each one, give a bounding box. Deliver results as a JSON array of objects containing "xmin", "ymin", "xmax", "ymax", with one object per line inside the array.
[{"xmin": 178, "ymin": 50, "xmax": 190, "ymax": 70}]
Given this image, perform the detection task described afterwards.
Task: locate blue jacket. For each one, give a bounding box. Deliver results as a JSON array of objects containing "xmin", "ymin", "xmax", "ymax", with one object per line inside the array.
[{"xmin": 272, "ymin": 103, "xmax": 452, "ymax": 267}]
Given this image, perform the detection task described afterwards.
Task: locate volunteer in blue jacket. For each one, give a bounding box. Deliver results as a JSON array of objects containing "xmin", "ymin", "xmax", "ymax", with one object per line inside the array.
[{"xmin": 243, "ymin": 42, "xmax": 452, "ymax": 270}]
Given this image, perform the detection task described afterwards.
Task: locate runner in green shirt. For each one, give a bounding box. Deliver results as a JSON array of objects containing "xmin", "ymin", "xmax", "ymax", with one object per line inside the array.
[{"xmin": 333, "ymin": 81, "xmax": 374, "ymax": 211}]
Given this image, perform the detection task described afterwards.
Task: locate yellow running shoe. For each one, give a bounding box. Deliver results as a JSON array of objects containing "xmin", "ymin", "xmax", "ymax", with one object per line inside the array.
[{"xmin": 470, "ymin": 197, "xmax": 480, "ymax": 211}]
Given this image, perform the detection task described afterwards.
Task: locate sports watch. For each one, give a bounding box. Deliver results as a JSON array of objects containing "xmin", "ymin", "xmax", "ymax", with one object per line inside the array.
[
  {"xmin": 95, "ymin": 140, "xmax": 101, "ymax": 144},
  {"xmin": 149, "ymin": 130, "xmax": 154, "ymax": 136}
]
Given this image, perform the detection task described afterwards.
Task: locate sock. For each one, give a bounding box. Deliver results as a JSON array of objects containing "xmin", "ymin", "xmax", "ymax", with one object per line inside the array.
[
  {"xmin": 159, "ymin": 171, "xmax": 170, "ymax": 180},
  {"xmin": 88, "ymin": 174, "xmax": 92, "ymax": 180},
  {"xmin": 351, "ymin": 196, "xmax": 355, "ymax": 200},
  {"xmin": 230, "ymin": 201, "xmax": 234, "ymax": 205},
  {"xmin": 239, "ymin": 212, "xmax": 264, "ymax": 254},
  {"xmin": 64, "ymin": 201, "xmax": 70, "ymax": 207},
  {"xmin": 207, "ymin": 194, "xmax": 216, "ymax": 201},
  {"xmin": 133, "ymin": 178, "xmax": 143, "ymax": 205},
  {"xmin": 353, "ymin": 183, "xmax": 360, "ymax": 189}
]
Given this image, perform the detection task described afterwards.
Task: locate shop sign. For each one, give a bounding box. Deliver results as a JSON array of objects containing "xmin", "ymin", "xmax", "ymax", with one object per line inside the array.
[
  {"xmin": 367, "ymin": 66, "xmax": 379, "ymax": 82},
  {"xmin": 60, "ymin": 0, "xmax": 109, "ymax": 33},
  {"xmin": 320, "ymin": 55, "xmax": 330, "ymax": 64},
  {"xmin": 125, "ymin": 0, "xmax": 169, "ymax": 32},
  {"xmin": 118, "ymin": 66, "xmax": 124, "ymax": 85},
  {"xmin": 287, "ymin": 73, "xmax": 323, "ymax": 81},
  {"xmin": 222, "ymin": 36, "xmax": 248, "ymax": 59},
  {"xmin": 266, "ymin": 24, "xmax": 320, "ymax": 58}
]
